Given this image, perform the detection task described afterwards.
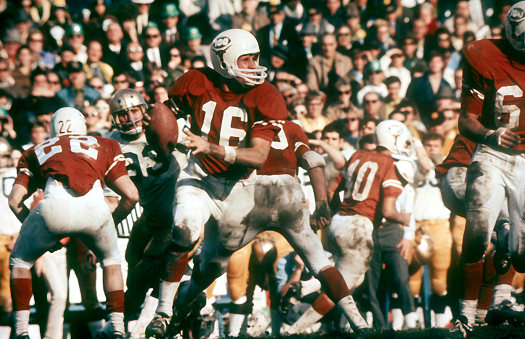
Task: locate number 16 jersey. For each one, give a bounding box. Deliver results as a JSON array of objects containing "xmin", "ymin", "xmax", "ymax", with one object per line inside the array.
[
  {"xmin": 168, "ymin": 68, "xmax": 288, "ymax": 180},
  {"xmin": 462, "ymin": 38, "xmax": 525, "ymax": 150},
  {"xmin": 15, "ymin": 135, "xmax": 128, "ymax": 196},
  {"xmin": 337, "ymin": 150, "xmax": 404, "ymax": 226}
]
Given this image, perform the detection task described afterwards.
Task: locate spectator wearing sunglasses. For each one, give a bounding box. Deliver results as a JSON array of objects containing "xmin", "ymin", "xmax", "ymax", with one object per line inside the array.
[
  {"xmin": 64, "ymin": 23, "xmax": 87, "ymax": 63},
  {"xmin": 325, "ymin": 77, "xmax": 362, "ymax": 122},
  {"xmin": 111, "ymin": 70, "xmax": 130, "ymax": 92},
  {"xmin": 299, "ymin": 90, "xmax": 330, "ymax": 133},
  {"xmin": 142, "ymin": 22, "xmax": 169, "ymax": 69},
  {"xmin": 379, "ymin": 47, "xmax": 410, "ymax": 97},
  {"xmin": 357, "ymin": 60, "xmax": 387, "ymax": 107},
  {"xmin": 123, "ymin": 41, "xmax": 146, "ymax": 83}
]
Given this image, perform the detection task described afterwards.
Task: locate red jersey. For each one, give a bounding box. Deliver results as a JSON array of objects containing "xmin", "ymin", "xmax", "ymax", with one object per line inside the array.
[
  {"xmin": 435, "ymin": 135, "xmax": 477, "ymax": 176},
  {"xmin": 15, "ymin": 135, "xmax": 127, "ymax": 196},
  {"xmin": 168, "ymin": 68, "xmax": 288, "ymax": 180},
  {"xmin": 337, "ymin": 150, "xmax": 403, "ymax": 224},
  {"xmin": 462, "ymin": 39, "xmax": 525, "ymax": 151},
  {"xmin": 258, "ymin": 121, "xmax": 310, "ymax": 176}
]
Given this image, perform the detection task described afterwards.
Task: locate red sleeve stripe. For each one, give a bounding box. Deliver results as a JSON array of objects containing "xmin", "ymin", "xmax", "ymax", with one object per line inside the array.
[
  {"xmin": 382, "ymin": 179, "xmax": 404, "ymax": 190},
  {"xmin": 105, "ymin": 154, "xmax": 126, "ymax": 176}
]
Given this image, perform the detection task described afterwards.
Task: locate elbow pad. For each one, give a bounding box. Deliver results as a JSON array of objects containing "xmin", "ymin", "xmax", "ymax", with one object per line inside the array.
[{"xmin": 300, "ymin": 151, "xmax": 326, "ymax": 170}]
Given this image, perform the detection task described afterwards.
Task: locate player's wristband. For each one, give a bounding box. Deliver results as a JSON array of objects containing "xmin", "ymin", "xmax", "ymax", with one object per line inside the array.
[{"xmin": 224, "ymin": 146, "xmax": 237, "ymax": 165}]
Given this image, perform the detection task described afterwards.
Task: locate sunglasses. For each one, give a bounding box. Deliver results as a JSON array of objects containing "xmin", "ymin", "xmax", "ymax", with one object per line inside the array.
[
  {"xmin": 69, "ymin": 34, "xmax": 82, "ymax": 38},
  {"xmin": 338, "ymin": 90, "xmax": 351, "ymax": 95},
  {"xmin": 391, "ymin": 54, "xmax": 403, "ymax": 58},
  {"xmin": 49, "ymin": 81, "xmax": 60, "ymax": 85},
  {"xmin": 84, "ymin": 111, "xmax": 99, "ymax": 117},
  {"xmin": 146, "ymin": 34, "xmax": 160, "ymax": 39},
  {"xmin": 113, "ymin": 79, "xmax": 128, "ymax": 84},
  {"xmin": 338, "ymin": 32, "xmax": 351, "ymax": 36},
  {"xmin": 364, "ymin": 99, "xmax": 378, "ymax": 104},
  {"xmin": 0, "ymin": 68, "xmax": 8, "ymax": 72},
  {"xmin": 283, "ymin": 93, "xmax": 294, "ymax": 99},
  {"xmin": 128, "ymin": 47, "xmax": 143, "ymax": 53},
  {"xmin": 347, "ymin": 117, "xmax": 358, "ymax": 121},
  {"xmin": 92, "ymin": 85, "xmax": 103, "ymax": 89},
  {"xmin": 171, "ymin": 53, "xmax": 181, "ymax": 57}
]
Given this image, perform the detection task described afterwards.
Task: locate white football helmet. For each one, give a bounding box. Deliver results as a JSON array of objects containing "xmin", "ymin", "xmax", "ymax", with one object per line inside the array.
[
  {"xmin": 50, "ymin": 107, "xmax": 87, "ymax": 138},
  {"xmin": 375, "ymin": 120, "xmax": 409, "ymax": 155},
  {"xmin": 210, "ymin": 29, "xmax": 267, "ymax": 86},
  {"xmin": 506, "ymin": 2, "xmax": 525, "ymax": 52},
  {"xmin": 110, "ymin": 89, "xmax": 148, "ymax": 135}
]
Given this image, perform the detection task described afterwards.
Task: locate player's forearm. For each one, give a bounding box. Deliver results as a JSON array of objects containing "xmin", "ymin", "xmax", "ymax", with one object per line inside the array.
[
  {"xmin": 8, "ymin": 184, "xmax": 30, "ymax": 223},
  {"xmin": 209, "ymin": 144, "xmax": 269, "ymax": 169},
  {"xmin": 10, "ymin": 204, "xmax": 30, "ymax": 223},
  {"xmin": 308, "ymin": 167, "xmax": 328, "ymax": 202},
  {"xmin": 319, "ymin": 142, "xmax": 346, "ymax": 170},
  {"xmin": 413, "ymin": 139, "xmax": 432, "ymax": 175},
  {"xmin": 458, "ymin": 111, "xmax": 490, "ymax": 144},
  {"xmin": 112, "ymin": 196, "xmax": 137, "ymax": 226}
]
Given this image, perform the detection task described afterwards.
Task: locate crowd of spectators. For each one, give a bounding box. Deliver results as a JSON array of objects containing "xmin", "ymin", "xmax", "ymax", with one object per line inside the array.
[{"xmin": 0, "ymin": 0, "xmax": 519, "ymax": 335}]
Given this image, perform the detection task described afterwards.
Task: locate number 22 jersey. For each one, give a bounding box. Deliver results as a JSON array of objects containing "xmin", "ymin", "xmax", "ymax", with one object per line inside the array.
[
  {"xmin": 15, "ymin": 135, "xmax": 128, "ymax": 196},
  {"xmin": 168, "ymin": 68, "xmax": 288, "ymax": 180},
  {"xmin": 336, "ymin": 150, "xmax": 404, "ymax": 225}
]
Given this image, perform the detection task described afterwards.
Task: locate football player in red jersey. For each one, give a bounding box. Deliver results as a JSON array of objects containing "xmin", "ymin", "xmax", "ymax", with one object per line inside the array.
[
  {"xmin": 438, "ymin": 136, "xmax": 516, "ymax": 327},
  {"xmin": 455, "ymin": 1, "xmax": 525, "ymax": 328},
  {"xmin": 145, "ymin": 29, "xmax": 288, "ymax": 338},
  {"xmin": 7, "ymin": 108, "xmax": 139, "ymax": 339},
  {"xmin": 286, "ymin": 120, "xmax": 412, "ymax": 333},
  {"xmin": 172, "ymin": 119, "xmax": 373, "ymax": 336}
]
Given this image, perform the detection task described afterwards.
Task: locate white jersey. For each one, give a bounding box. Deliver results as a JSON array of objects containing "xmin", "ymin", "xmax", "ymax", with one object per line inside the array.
[
  {"xmin": 105, "ymin": 130, "xmax": 184, "ymax": 215},
  {"xmin": 0, "ymin": 167, "xmax": 21, "ymax": 235},
  {"xmin": 413, "ymin": 164, "xmax": 450, "ymax": 221}
]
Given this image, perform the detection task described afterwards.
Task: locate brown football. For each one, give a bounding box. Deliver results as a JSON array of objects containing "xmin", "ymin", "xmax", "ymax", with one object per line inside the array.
[{"xmin": 145, "ymin": 101, "xmax": 178, "ymax": 159}]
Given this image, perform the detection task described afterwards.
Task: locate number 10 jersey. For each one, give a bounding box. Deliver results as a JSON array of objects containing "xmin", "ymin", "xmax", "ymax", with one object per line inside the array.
[{"xmin": 337, "ymin": 150, "xmax": 404, "ymax": 226}]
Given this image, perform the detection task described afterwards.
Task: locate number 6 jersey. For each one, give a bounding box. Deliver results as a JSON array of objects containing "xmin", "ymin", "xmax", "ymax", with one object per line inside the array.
[
  {"xmin": 15, "ymin": 135, "xmax": 128, "ymax": 196},
  {"xmin": 168, "ymin": 68, "xmax": 288, "ymax": 180},
  {"xmin": 336, "ymin": 150, "xmax": 404, "ymax": 226},
  {"xmin": 462, "ymin": 38, "xmax": 525, "ymax": 150}
]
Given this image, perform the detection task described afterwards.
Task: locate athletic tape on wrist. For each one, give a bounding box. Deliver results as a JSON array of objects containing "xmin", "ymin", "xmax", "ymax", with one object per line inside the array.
[{"xmin": 224, "ymin": 146, "xmax": 237, "ymax": 164}]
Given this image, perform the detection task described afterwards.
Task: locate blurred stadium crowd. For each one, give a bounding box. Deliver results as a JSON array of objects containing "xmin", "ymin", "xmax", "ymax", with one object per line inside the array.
[{"xmin": 0, "ymin": 0, "xmax": 522, "ymax": 338}]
